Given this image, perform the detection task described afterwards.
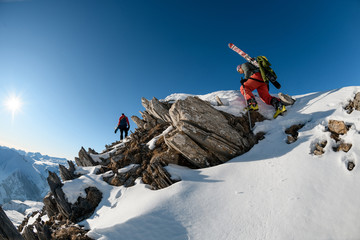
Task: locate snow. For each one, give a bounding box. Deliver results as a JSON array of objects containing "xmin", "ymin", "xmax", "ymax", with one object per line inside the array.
[
  {"xmin": 5, "ymin": 86, "xmax": 360, "ymax": 239},
  {"xmin": 118, "ymin": 164, "xmax": 140, "ymax": 174},
  {"xmin": 3, "ymin": 200, "xmax": 44, "ymax": 227},
  {"xmin": 90, "ymin": 153, "xmax": 110, "ymax": 163},
  {"xmin": 146, "ymin": 126, "xmax": 174, "ymax": 150}
]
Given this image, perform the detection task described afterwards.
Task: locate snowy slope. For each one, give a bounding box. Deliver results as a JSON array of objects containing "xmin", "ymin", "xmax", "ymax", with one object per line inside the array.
[
  {"xmin": 0, "ymin": 146, "xmax": 69, "ymax": 225},
  {"xmin": 0, "ymin": 146, "xmax": 68, "ymax": 206},
  {"xmin": 60, "ymin": 87, "xmax": 360, "ymax": 239}
]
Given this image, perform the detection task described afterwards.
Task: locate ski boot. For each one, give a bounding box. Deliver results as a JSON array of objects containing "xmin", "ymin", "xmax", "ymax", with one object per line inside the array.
[
  {"xmin": 271, "ymin": 97, "xmax": 286, "ymax": 118},
  {"xmin": 244, "ymin": 98, "xmax": 259, "ymax": 111}
]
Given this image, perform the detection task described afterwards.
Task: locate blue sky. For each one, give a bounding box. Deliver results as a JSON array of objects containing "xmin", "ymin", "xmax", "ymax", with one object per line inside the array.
[{"xmin": 0, "ymin": 0, "xmax": 359, "ymax": 160}]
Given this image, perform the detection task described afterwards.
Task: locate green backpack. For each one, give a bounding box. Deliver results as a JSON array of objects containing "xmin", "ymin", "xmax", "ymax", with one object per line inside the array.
[{"xmin": 256, "ymin": 56, "xmax": 281, "ymax": 89}]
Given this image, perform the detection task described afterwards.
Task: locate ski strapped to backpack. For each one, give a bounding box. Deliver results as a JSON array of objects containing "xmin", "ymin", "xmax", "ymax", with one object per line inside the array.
[{"xmin": 228, "ymin": 43, "xmax": 281, "ymax": 89}]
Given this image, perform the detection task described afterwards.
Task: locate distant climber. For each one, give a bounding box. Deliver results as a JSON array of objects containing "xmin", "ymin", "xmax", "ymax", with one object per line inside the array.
[
  {"xmin": 237, "ymin": 63, "xmax": 286, "ymax": 118},
  {"xmin": 115, "ymin": 113, "xmax": 130, "ymax": 140}
]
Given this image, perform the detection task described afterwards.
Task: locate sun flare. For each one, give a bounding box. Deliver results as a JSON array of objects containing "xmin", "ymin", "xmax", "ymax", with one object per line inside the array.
[
  {"xmin": 5, "ymin": 96, "xmax": 22, "ymax": 112},
  {"xmin": 4, "ymin": 94, "xmax": 23, "ymax": 120}
]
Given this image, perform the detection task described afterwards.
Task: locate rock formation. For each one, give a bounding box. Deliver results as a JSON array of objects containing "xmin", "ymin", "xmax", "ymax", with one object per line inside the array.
[{"xmin": 0, "ymin": 206, "xmax": 24, "ymax": 240}]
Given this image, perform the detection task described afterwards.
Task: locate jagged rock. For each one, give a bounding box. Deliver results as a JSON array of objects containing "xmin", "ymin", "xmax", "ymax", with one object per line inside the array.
[
  {"xmin": 143, "ymin": 161, "xmax": 176, "ymax": 190},
  {"xmin": 70, "ymin": 187, "xmax": 102, "ymax": 223},
  {"xmin": 107, "ymin": 155, "xmax": 124, "ymax": 171},
  {"xmin": 46, "ymin": 172, "xmax": 72, "ymax": 220},
  {"xmin": 165, "ymin": 131, "xmax": 211, "ymax": 168},
  {"xmin": 215, "ymin": 96, "xmax": 224, "ymax": 106},
  {"xmin": 59, "ymin": 161, "xmax": 78, "ymax": 181},
  {"xmin": 328, "ymin": 120, "xmax": 348, "ymax": 135},
  {"xmin": 141, "ymin": 97, "xmax": 172, "ymax": 123},
  {"xmin": 169, "ymin": 97, "xmax": 253, "ymax": 148},
  {"xmin": 167, "ymin": 96, "xmax": 256, "ymax": 165},
  {"xmin": 134, "ymin": 96, "xmax": 261, "ymax": 168},
  {"xmin": 88, "ymin": 148, "xmax": 98, "ymax": 155},
  {"xmin": 140, "ymin": 111, "xmax": 158, "ymax": 130},
  {"xmin": 46, "ymin": 171, "xmax": 102, "ymax": 223},
  {"xmin": 105, "ymin": 165, "xmax": 141, "ymax": 187},
  {"xmin": 22, "ymin": 226, "xmax": 37, "ymax": 240},
  {"xmin": 150, "ymin": 147, "xmax": 182, "ymax": 166},
  {"xmin": 278, "ymin": 93, "xmax": 296, "ymax": 106},
  {"xmin": 0, "ymin": 206, "xmax": 24, "ymax": 240},
  {"xmin": 43, "ymin": 193, "xmax": 58, "ymax": 218},
  {"xmin": 22, "ymin": 222, "xmax": 52, "ymax": 240},
  {"xmin": 75, "ymin": 147, "xmax": 97, "ymax": 167},
  {"xmin": 131, "ymin": 115, "xmax": 146, "ymax": 129}
]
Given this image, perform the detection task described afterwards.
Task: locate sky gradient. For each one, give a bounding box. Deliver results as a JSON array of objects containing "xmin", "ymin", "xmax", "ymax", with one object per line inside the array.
[{"xmin": 0, "ymin": 0, "xmax": 359, "ymax": 160}]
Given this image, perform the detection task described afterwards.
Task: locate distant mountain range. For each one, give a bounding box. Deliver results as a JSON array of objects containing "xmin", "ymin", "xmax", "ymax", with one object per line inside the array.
[{"xmin": 0, "ymin": 145, "xmax": 69, "ymax": 205}]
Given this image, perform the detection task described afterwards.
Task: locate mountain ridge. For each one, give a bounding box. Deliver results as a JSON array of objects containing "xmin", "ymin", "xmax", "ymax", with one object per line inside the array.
[
  {"xmin": 0, "ymin": 146, "xmax": 69, "ymax": 204},
  {"xmin": 1, "ymin": 86, "xmax": 360, "ymax": 240}
]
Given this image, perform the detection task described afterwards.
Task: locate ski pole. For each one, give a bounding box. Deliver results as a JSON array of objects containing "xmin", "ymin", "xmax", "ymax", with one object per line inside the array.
[{"xmin": 241, "ymin": 78, "xmax": 252, "ymax": 131}]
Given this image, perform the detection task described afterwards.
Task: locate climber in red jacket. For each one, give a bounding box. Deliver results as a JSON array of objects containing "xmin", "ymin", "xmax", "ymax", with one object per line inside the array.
[
  {"xmin": 237, "ymin": 63, "xmax": 286, "ymax": 118},
  {"xmin": 115, "ymin": 113, "xmax": 130, "ymax": 140}
]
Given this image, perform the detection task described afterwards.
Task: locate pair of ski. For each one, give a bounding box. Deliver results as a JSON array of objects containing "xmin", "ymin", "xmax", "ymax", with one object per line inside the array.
[{"xmin": 228, "ymin": 43, "xmax": 287, "ymax": 119}]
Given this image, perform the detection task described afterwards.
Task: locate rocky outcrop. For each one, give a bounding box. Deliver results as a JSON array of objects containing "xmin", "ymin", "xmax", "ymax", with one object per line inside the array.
[
  {"xmin": 46, "ymin": 171, "xmax": 72, "ymax": 220},
  {"xmin": 141, "ymin": 97, "xmax": 172, "ymax": 123},
  {"xmin": 18, "ymin": 170, "xmax": 101, "ymax": 239},
  {"xmin": 46, "ymin": 171, "xmax": 102, "ymax": 223},
  {"xmin": 165, "ymin": 131, "xmax": 212, "ymax": 168},
  {"xmin": 167, "ymin": 97, "xmax": 256, "ymax": 166},
  {"xmin": 15, "ymin": 94, "xmax": 264, "ymax": 239},
  {"xmin": 0, "ymin": 206, "xmax": 24, "ymax": 240},
  {"xmin": 101, "ymin": 95, "xmax": 261, "ymax": 189},
  {"xmin": 22, "ymin": 221, "xmax": 52, "ymax": 240},
  {"xmin": 134, "ymin": 96, "xmax": 259, "ymax": 168},
  {"xmin": 59, "ymin": 161, "xmax": 79, "ymax": 181},
  {"xmin": 75, "ymin": 147, "xmax": 97, "ymax": 167}
]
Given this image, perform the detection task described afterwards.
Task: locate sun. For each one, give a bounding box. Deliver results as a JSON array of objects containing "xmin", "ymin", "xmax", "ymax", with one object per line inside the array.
[
  {"xmin": 4, "ymin": 94, "xmax": 23, "ymax": 120},
  {"xmin": 5, "ymin": 96, "xmax": 22, "ymax": 112}
]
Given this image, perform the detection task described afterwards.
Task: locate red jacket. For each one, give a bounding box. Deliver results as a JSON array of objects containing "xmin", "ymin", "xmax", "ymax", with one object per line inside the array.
[{"xmin": 118, "ymin": 115, "xmax": 130, "ymax": 128}]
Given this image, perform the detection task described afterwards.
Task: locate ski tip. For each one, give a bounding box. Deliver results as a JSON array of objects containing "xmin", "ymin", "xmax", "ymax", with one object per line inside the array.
[{"xmin": 228, "ymin": 43, "xmax": 233, "ymax": 48}]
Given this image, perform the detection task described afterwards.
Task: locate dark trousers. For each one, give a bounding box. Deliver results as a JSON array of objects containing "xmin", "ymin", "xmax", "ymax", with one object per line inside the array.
[{"xmin": 119, "ymin": 126, "xmax": 128, "ymax": 140}]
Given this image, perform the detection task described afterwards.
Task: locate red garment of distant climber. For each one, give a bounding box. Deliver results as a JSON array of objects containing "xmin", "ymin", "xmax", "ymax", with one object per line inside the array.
[{"xmin": 115, "ymin": 113, "xmax": 130, "ymax": 140}]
